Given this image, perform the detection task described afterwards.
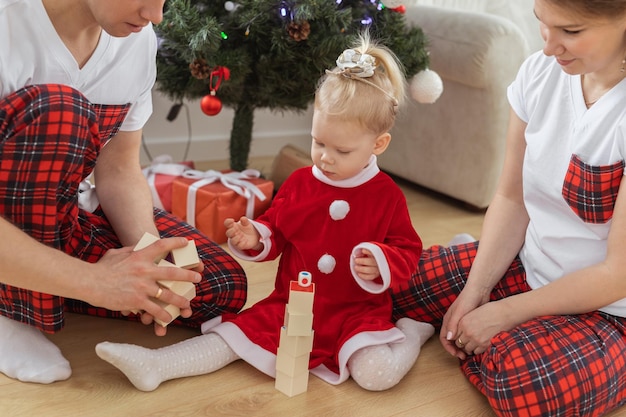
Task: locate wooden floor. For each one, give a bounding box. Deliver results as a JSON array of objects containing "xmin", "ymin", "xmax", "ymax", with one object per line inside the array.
[{"xmin": 2, "ymin": 157, "xmax": 625, "ymax": 417}]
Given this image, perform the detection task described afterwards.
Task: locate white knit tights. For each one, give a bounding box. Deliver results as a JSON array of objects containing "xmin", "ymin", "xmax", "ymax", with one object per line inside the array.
[
  {"xmin": 96, "ymin": 333, "xmax": 239, "ymax": 391},
  {"xmin": 348, "ymin": 318, "xmax": 435, "ymax": 391}
]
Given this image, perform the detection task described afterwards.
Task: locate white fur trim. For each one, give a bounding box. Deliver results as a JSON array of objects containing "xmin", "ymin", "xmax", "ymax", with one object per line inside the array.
[
  {"xmin": 227, "ymin": 220, "xmax": 272, "ymax": 261},
  {"xmin": 350, "ymin": 242, "xmax": 391, "ymax": 294}
]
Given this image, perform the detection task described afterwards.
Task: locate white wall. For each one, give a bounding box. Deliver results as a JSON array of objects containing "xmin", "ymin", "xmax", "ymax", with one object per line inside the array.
[{"xmin": 141, "ymin": 90, "xmax": 313, "ymax": 165}]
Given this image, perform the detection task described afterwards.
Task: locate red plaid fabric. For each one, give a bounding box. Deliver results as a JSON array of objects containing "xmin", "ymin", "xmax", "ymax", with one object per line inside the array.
[
  {"xmin": 0, "ymin": 84, "xmax": 247, "ymax": 333},
  {"xmin": 561, "ymin": 154, "xmax": 624, "ymax": 224},
  {"xmin": 65, "ymin": 206, "xmax": 247, "ymax": 327},
  {"xmin": 392, "ymin": 242, "xmax": 626, "ymax": 416}
]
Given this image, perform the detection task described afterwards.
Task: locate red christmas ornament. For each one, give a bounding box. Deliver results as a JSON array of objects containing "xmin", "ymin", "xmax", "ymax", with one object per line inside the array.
[
  {"xmin": 392, "ymin": 5, "xmax": 406, "ymax": 13},
  {"xmin": 201, "ymin": 92, "xmax": 222, "ymax": 116},
  {"xmin": 199, "ymin": 66, "xmax": 230, "ymax": 116}
]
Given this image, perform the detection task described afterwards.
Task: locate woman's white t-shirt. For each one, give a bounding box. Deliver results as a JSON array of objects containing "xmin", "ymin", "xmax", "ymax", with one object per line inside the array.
[{"xmin": 508, "ymin": 51, "xmax": 626, "ymax": 317}]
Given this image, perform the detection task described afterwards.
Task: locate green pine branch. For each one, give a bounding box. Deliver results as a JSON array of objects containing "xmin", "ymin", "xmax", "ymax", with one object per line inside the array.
[{"xmin": 155, "ymin": 0, "xmax": 430, "ymax": 170}]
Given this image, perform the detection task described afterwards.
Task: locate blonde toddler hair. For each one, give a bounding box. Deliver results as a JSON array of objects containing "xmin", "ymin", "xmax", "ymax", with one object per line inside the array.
[{"xmin": 314, "ymin": 32, "xmax": 406, "ymax": 136}]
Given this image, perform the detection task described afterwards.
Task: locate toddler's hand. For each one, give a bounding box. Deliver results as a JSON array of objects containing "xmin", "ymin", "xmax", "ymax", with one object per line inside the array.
[
  {"xmin": 224, "ymin": 216, "xmax": 263, "ymax": 251},
  {"xmin": 353, "ymin": 248, "xmax": 380, "ymax": 281}
]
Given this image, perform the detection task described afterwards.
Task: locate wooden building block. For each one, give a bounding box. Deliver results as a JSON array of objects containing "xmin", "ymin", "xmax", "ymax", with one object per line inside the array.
[
  {"xmin": 157, "ymin": 259, "xmax": 177, "ymax": 268},
  {"xmin": 275, "ymin": 348, "xmax": 309, "ymax": 377},
  {"xmin": 284, "ymin": 304, "xmax": 314, "ymax": 337},
  {"xmin": 278, "ymin": 327, "xmax": 314, "ymax": 357},
  {"xmin": 287, "ymin": 272, "xmax": 314, "ymax": 314},
  {"xmin": 171, "ymin": 239, "xmax": 201, "ymax": 269},
  {"xmin": 160, "ymin": 279, "xmax": 196, "ymax": 301},
  {"xmin": 152, "ymin": 300, "xmax": 181, "ymax": 327},
  {"xmin": 130, "ymin": 234, "xmax": 198, "ymax": 320},
  {"xmin": 134, "ymin": 232, "xmax": 160, "ymax": 251},
  {"xmin": 275, "ymin": 271, "xmax": 314, "ymax": 396},
  {"xmin": 156, "ymin": 260, "xmax": 197, "ymax": 301},
  {"xmin": 145, "ymin": 259, "xmax": 197, "ymax": 326},
  {"xmin": 133, "ymin": 232, "xmax": 164, "ymax": 264},
  {"xmin": 287, "ymin": 284, "xmax": 315, "ymax": 314},
  {"xmin": 275, "ymin": 370, "xmax": 309, "ymax": 397},
  {"xmin": 129, "ymin": 234, "xmax": 163, "ymax": 315}
]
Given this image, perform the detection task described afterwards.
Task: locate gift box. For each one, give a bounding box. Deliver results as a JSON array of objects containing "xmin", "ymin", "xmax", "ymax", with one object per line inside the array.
[
  {"xmin": 142, "ymin": 155, "xmax": 195, "ymax": 212},
  {"xmin": 172, "ymin": 169, "xmax": 274, "ymax": 243},
  {"xmin": 270, "ymin": 144, "xmax": 312, "ymax": 189}
]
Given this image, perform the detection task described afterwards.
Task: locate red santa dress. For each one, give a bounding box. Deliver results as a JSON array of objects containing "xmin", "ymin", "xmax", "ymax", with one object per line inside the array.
[{"xmin": 201, "ymin": 156, "xmax": 422, "ymax": 384}]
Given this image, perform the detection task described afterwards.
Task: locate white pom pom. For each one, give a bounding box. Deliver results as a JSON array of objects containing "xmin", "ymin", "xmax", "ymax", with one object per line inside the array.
[
  {"xmin": 318, "ymin": 254, "xmax": 336, "ymax": 274},
  {"xmin": 224, "ymin": 1, "xmax": 239, "ymax": 12},
  {"xmin": 381, "ymin": 0, "xmax": 405, "ymax": 8},
  {"xmin": 329, "ymin": 200, "xmax": 350, "ymax": 220},
  {"xmin": 410, "ymin": 69, "xmax": 443, "ymax": 104}
]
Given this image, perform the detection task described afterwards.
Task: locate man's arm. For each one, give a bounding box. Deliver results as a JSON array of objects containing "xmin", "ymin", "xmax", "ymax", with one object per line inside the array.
[{"xmin": 93, "ymin": 129, "xmax": 159, "ymax": 246}]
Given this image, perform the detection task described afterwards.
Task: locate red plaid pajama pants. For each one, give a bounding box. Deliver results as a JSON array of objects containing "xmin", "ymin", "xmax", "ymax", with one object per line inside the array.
[
  {"xmin": 392, "ymin": 242, "xmax": 626, "ymax": 417},
  {"xmin": 0, "ymin": 84, "xmax": 247, "ymax": 333}
]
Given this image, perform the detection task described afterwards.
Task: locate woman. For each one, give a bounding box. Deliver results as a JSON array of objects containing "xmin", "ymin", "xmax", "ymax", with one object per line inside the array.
[{"xmin": 392, "ymin": 0, "xmax": 626, "ymax": 415}]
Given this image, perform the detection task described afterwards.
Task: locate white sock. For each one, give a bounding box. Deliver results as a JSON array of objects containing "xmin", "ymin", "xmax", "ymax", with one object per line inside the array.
[
  {"xmin": 348, "ymin": 318, "xmax": 435, "ymax": 391},
  {"xmin": 95, "ymin": 333, "xmax": 239, "ymax": 391},
  {"xmin": 0, "ymin": 315, "xmax": 71, "ymax": 384}
]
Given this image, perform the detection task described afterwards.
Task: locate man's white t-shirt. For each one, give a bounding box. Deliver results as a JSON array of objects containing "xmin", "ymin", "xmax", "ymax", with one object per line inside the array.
[
  {"xmin": 508, "ymin": 51, "xmax": 626, "ymax": 317},
  {"xmin": 0, "ymin": 0, "xmax": 156, "ymax": 132}
]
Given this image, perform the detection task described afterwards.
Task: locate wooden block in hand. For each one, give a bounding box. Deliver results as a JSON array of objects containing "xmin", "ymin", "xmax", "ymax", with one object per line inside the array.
[
  {"xmin": 149, "ymin": 259, "xmax": 197, "ymax": 327},
  {"xmin": 152, "ymin": 300, "xmax": 181, "ymax": 327},
  {"xmin": 156, "ymin": 259, "xmax": 197, "ymax": 300},
  {"xmin": 129, "ymin": 231, "xmax": 161, "ymax": 314},
  {"xmin": 133, "ymin": 232, "xmax": 160, "ymax": 251},
  {"xmin": 171, "ymin": 240, "xmax": 201, "ymax": 269},
  {"xmin": 133, "ymin": 232, "xmax": 164, "ymax": 264}
]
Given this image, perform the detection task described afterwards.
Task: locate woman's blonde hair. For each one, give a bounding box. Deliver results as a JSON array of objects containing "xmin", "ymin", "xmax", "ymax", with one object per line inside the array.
[{"xmin": 314, "ymin": 32, "xmax": 406, "ymax": 136}]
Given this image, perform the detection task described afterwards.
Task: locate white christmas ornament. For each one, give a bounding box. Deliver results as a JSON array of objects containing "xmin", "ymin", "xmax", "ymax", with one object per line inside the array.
[
  {"xmin": 410, "ymin": 68, "xmax": 443, "ymax": 104},
  {"xmin": 224, "ymin": 1, "xmax": 239, "ymax": 12}
]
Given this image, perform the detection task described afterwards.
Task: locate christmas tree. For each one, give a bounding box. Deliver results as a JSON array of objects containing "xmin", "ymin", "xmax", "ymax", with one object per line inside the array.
[{"xmin": 156, "ymin": 0, "xmax": 432, "ymax": 171}]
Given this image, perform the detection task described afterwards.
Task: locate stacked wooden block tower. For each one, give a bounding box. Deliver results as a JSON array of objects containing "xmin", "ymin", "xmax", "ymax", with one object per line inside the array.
[
  {"xmin": 275, "ymin": 271, "xmax": 315, "ymax": 397},
  {"xmin": 132, "ymin": 232, "xmax": 199, "ymax": 327}
]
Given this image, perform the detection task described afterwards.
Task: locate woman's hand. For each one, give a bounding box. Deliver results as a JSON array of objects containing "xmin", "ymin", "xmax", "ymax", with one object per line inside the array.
[
  {"xmin": 440, "ymin": 284, "xmax": 489, "ymax": 359},
  {"xmin": 442, "ymin": 288, "xmax": 519, "ymax": 359}
]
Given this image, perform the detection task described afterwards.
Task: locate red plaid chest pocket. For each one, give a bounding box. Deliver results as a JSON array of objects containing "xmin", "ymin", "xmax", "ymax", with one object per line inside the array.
[{"xmin": 561, "ymin": 154, "xmax": 625, "ymax": 224}]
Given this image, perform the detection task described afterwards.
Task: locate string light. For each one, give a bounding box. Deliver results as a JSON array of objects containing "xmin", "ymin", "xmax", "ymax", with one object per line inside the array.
[{"xmin": 278, "ymin": 0, "xmax": 293, "ymax": 20}]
